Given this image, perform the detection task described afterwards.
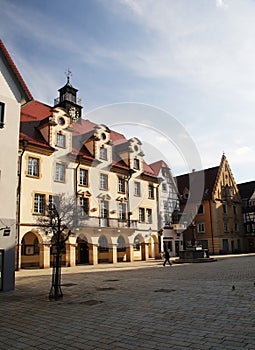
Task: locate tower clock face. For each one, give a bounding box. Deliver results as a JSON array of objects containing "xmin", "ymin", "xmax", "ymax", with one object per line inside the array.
[{"xmin": 69, "ymin": 106, "xmax": 80, "ymax": 121}]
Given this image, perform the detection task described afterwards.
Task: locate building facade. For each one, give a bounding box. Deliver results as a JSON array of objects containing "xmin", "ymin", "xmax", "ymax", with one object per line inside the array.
[
  {"xmin": 176, "ymin": 155, "xmax": 244, "ymax": 254},
  {"xmin": 0, "ymin": 40, "xmax": 32, "ymax": 290},
  {"xmin": 149, "ymin": 160, "xmax": 184, "ymax": 256},
  {"xmin": 238, "ymin": 181, "xmax": 255, "ymax": 252},
  {"xmin": 18, "ymin": 79, "xmax": 164, "ymax": 269}
]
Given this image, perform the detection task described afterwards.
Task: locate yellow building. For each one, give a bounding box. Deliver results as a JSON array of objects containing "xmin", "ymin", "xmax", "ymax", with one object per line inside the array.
[
  {"xmin": 18, "ymin": 79, "xmax": 161, "ymax": 269},
  {"xmin": 176, "ymin": 155, "xmax": 244, "ymax": 254}
]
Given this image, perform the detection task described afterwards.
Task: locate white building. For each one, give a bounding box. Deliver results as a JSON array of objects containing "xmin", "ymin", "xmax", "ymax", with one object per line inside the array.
[{"xmin": 0, "ymin": 40, "xmax": 32, "ymax": 290}]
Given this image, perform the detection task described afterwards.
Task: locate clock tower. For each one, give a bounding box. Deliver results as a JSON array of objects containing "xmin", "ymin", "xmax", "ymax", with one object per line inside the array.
[{"xmin": 54, "ymin": 70, "xmax": 83, "ymax": 122}]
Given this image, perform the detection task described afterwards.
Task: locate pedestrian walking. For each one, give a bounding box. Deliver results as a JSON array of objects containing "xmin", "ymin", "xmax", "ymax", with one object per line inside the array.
[{"xmin": 163, "ymin": 249, "xmax": 172, "ymax": 266}]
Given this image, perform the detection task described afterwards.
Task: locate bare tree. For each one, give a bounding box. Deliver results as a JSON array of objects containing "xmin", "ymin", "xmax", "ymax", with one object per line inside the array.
[{"xmin": 38, "ymin": 193, "xmax": 78, "ymax": 300}]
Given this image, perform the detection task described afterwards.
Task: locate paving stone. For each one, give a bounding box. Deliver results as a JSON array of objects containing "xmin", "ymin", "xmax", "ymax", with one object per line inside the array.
[{"xmin": 1, "ymin": 255, "xmax": 255, "ymax": 349}]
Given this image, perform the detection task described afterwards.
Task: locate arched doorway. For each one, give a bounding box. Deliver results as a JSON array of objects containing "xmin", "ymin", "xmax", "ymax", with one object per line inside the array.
[
  {"xmin": 76, "ymin": 236, "xmax": 89, "ymax": 264},
  {"xmin": 133, "ymin": 235, "xmax": 145, "ymax": 261},
  {"xmin": 21, "ymin": 232, "xmax": 40, "ymax": 268},
  {"xmin": 117, "ymin": 235, "xmax": 126, "ymax": 262},
  {"xmin": 98, "ymin": 235, "xmax": 109, "ymax": 263}
]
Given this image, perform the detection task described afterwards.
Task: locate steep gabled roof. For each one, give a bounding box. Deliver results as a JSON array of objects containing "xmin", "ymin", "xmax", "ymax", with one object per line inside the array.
[
  {"xmin": 0, "ymin": 40, "xmax": 33, "ymax": 102},
  {"xmin": 238, "ymin": 181, "xmax": 255, "ymax": 200},
  {"xmin": 149, "ymin": 160, "xmax": 169, "ymax": 176},
  {"xmin": 176, "ymin": 166, "xmax": 219, "ymax": 201}
]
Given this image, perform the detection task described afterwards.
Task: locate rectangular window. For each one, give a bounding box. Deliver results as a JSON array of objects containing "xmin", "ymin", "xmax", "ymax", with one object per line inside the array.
[
  {"xmin": 233, "ymin": 205, "xmax": 237, "ymax": 215},
  {"xmin": 100, "ymin": 173, "xmax": 108, "ymax": 190},
  {"xmin": 197, "ymin": 223, "xmax": 205, "ymax": 233},
  {"xmin": 223, "ymin": 203, "xmax": 227, "ymax": 214},
  {"xmin": 148, "ymin": 184, "xmax": 154, "ymax": 199},
  {"xmin": 0, "ymin": 102, "xmax": 5, "ymax": 128},
  {"xmin": 80, "ymin": 197, "xmax": 89, "ymax": 217},
  {"xmin": 162, "ymin": 183, "xmax": 167, "ymax": 192},
  {"xmin": 224, "ymin": 221, "xmax": 229, "ymax": 232},
  {"xmin": 146, "ymin": 209, "xmax": 152, "ymax": 223},
  {"xmin": 34, "ymin": 193, "xmax": 45, "ymax": 214},
  {"xmin": 79, "ymin": 168, "xmax": 88, "ymax": 186},
  {"xmin": 134, "ymin": 182, "xmax": 141, "ymax": 197},
  {"xmin": 99, "ymin": 146, "xmax": 107, "ymax": 160},
  {"xmin": 134, "ymin": 158, "xmax": 140, "ymax": 170},
  {"xmin": 28, "ymin": 157, "xmax": 39, "ymax": 177},
  {"xmin": 139, "ymin": 208, "xmax": 145, "ymax": 222},
  {"xmin": 118, "ymin": 177, "xmax": 125, "ymax": 193},
  {"xmin": 100, "ymin": 200, "xmax": 108, "ymax": 227},
  {"xmin": 56, "ymin": 133, "xmax": 65, "ymax": 148},
  {"xmin": 234, "ymin": 223, "xmax": 239, "ymax": 232},
  {"xmin": 119, "ymin": 203, "xmax": 127, "ymax": 221},
  {"xmin": 55, "ymin": 163, "xmax": 65, "ymax": 182}
]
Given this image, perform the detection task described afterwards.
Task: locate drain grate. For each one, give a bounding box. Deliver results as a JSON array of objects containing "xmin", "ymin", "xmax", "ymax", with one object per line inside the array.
[
  {"xmin": 154, "ymin": 288, "xmax": 176, "ymax": 293},
  {"xmin": 61, "ymin": 283, "xmax": 77, "ymax": 287}
]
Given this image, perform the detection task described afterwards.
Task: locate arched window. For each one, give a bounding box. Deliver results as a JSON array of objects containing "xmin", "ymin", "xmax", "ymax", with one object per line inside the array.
[
  {"xmin": 99, "ymin": 235, "xmax": 109, "ymax": 252},
  {"xmin": 117, "ymin": 236, "xmax": 126, "ymax": 252}
]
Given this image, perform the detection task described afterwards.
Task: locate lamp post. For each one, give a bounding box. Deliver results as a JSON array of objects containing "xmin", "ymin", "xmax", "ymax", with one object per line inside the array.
[{"xmin": 48, "ymin": 202, "xmax": 63, "ymax": 300}]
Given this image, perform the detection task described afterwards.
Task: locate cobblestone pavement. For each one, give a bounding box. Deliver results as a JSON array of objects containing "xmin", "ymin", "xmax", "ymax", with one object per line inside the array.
[{"xmin": 1, "ymin": 255, "xmax": 255, "ymax": 349}]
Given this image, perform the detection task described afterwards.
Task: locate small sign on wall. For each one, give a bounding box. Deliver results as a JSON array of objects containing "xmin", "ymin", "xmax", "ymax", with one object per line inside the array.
[{"xmin": 3, "ymin": 228, "xmax": 10, "ymax": 236}]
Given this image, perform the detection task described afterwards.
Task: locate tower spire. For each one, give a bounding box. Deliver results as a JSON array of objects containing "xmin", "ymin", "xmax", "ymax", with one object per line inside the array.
[{"xmin": 65, "ymin": 68, "xmax": 72, "ymax": 83}]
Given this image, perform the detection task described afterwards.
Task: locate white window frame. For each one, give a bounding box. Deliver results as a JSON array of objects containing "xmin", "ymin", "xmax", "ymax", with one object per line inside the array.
[
  {"xmin": 100, "ymin": 173, "xmax": 108, "ymax": 190},
  {"xmin": 118, "ymin": 177, "xmax": 125, "ymax": 193},
  {"xmin": 197, "ymin": 222, "xmax": 205, "ymax": 233},
  {"xmin": 148, "ymin": 184, "xmax": 154, "ymax": 199},
  {"xmin": 99, "ymin": 146, "xmax": 107, "ymax": 160},
  {"xmin": 139, "ymin": 208, "xmax": 145, "ymax": 223},
  {"xmin": 146, "ymin": 208, "xmax": 152, "ymax": 224},
  {"xmin": 55, "ymin": 163, "xmax": 65, "ymax": 182},
  {"xmin": 34, "ymin": 193, "xmax": 45, "ymax": 214},
  {"xmin": 119, "ymin": 203, "xmax": 127, "ymax": 221},
  {"xmin": 56, "ymin": 133, "xmax": 66, "ymax": 148},
  {"xmin": 28, "ymin": 157, "xmax": 39, "ymax": 177},
  {"xmin": 79, "ymin": 168, "xmax": 88, "ymax": 186},
  {"xmin": 134, "ymin": 181, "xmax": 141, "ymax": 197}
]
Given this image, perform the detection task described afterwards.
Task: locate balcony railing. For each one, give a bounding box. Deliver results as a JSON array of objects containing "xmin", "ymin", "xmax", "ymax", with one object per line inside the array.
[{"xmin": 77, "ymin": 216, "xmax": 138, "ymax": 229}]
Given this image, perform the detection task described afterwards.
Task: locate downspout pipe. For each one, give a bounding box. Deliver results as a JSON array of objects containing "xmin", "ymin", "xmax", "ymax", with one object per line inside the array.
[{"xmin": 16, "ymin": 139, "xmax": 28, "ymax": 271}]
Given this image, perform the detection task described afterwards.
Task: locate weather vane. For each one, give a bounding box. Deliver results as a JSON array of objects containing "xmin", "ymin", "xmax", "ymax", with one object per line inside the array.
[{"xmin": 65, "ymin": 68, "xmax": 72, "ymax": 83}]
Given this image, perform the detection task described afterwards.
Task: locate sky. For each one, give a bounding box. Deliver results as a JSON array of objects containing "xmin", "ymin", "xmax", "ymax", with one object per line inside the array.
[{"xmin": 1, "ymin": 0, "xmax": 255, "ymax": 183}]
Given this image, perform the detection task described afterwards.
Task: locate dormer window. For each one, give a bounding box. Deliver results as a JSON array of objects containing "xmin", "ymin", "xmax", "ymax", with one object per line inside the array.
[
  {"xmin": 134, "ymin": 158, "xmax": 140, "ymax": 170},
  {"xmin": 0, "ymin": 102, "xmax": 5, "ymax": 128},
  {"xmin": 56, "ymin": 133, "xmax": 66, "ymax": 148},
  {"xmin": 99, "ymin": 146, "xmax": 107, "ymax": 160}
]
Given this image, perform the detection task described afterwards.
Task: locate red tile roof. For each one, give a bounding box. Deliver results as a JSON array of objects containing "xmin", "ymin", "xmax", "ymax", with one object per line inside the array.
[{"xmin": 149, "ymin": 160, "xmax": 169, "ymax": 176}]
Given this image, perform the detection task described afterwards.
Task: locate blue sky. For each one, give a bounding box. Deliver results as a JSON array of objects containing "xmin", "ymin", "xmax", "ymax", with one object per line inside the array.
[{"xmin": 1, "ymin": 0, "xmax": 255, "ymax": 183}]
